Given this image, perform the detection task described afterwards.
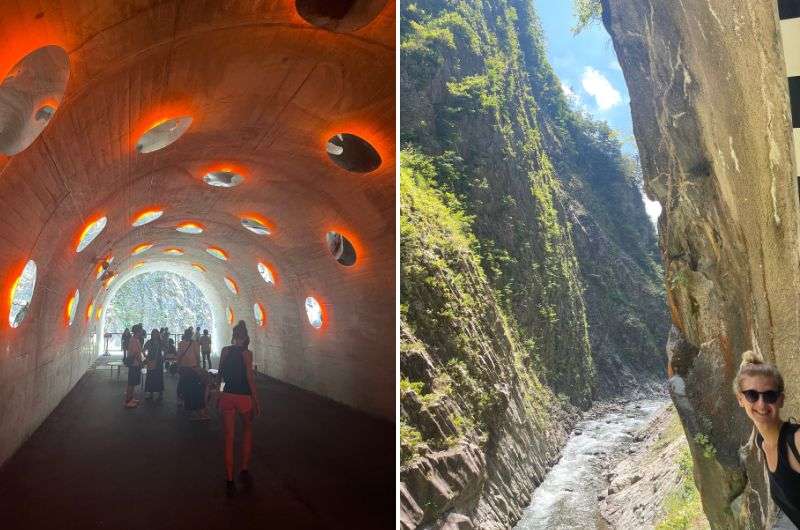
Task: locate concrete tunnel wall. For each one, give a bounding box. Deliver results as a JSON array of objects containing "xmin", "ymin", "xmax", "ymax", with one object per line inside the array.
[{"xmin": 0, "ymin": 0, "xmax": 395, "ymax": 467}]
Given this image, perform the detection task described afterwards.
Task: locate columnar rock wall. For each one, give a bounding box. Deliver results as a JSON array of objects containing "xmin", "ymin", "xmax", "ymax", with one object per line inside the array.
[{"xmin": 601, "ymin": 1, "xmax": 800, "ymax": 527}]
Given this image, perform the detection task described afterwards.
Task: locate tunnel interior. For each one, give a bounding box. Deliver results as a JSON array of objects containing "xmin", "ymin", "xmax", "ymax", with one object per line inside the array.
[{"xmin": 0, "ymin": 0, "xmax": 395, "ymax": 468}]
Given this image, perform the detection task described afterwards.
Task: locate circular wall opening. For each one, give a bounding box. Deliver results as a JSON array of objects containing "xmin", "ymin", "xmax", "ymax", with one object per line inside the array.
[
  {"xmin": 132, "ymin": 243, "xmax": 153, "ymax": 255},
  {"xmin": 257, "ymin": 262, "xmax": 275, "ymax": 285},
  {"xmin": 254, "ymin": 303, "xmax": 265, "ymax": 327},
  {"xmin": 207, "ymin": 247, "xmax": 228, "ymax": 261},
  {"xmin": 163, "ymin": 248, "xmax": 184, "ymax": 255},
  {"xmin": 103, "ymin": 273, "xmax": 118, "ymax": 289},
  {"xmin": 192, "ymin": 263, "xmax": 207, "ymax": 272},
  {"xmin": 132, "ymin": 209, "xmax": 163, "ymax": 227},
  {"xmin": 326, "ymin": 231, "xmax": 357, "ymax": 266},
  {"xmin": 224, "ymin": 276, "xmax": 239, "ymax": 294},
  {"xmin": 295, "ymin": 0, "xmax": 388, "ymax": 32},
  {"xmin": 204, "ymin": 170, "xmax": 243, "ymax": 188},
  {"xmin": 0, "ymin": 45, "xmax": 69, "ymax": 156},
  {"xmin": 305, "ymin": 296, "xmax": 323, "ymax": 329},
  {"xmin": 136, "ymin": 116, "xmax": 192, "ymax": 153},
  {"xmin": 241, "ymin": 217, "xmax": 271, "ymax": 235},
  {"xmin": 95, "ymin": 255, "xmax": 114, "ymax": 279},
  {"xmin": 65, "ymin": 289, "xmax": 79, "ymax": 326},
  {"xmin": 76, "ymin": 217, "xmax": 107, "ymax": 252},
  {"xmin": 9, "ymin": 260, "xmax": 36, "ymax": 328},
  {"xmin": 226, "ymin": 306, "xmax": 234, "ymax": 325},
  {"xmin": 133, "ymin": 261, "xmax": 145, "ymax": 269},
  {"xmin": 326, "ymin": 133, "xmax": 381, "ymax": 172},
  {"xmin": 86, "ymin": 299, "xmax": 94, "ymax": 322},
  {"xmin": 176, "ymin": 222, "xmax": 204, "ymax": 234}
]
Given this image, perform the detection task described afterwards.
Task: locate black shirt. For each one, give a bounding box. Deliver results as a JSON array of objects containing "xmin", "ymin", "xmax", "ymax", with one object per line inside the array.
[
  {"xmin": 219, "ymin": 345, "xmax": 251, "ymax": 396},
  {"xmin": 757, "ymin": 421, "xmax": 800, "ymax": 526}
]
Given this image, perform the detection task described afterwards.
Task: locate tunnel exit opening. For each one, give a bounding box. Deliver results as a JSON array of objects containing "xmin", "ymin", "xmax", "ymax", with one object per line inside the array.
[{"xmin": 98, "ymin": 270, "xmax": 218, "ymax": 355}]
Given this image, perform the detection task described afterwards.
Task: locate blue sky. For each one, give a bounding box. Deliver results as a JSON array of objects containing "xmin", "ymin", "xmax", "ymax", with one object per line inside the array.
[{"xmin": 532, "ymin": 1, "xmax": 662, "ymax": 223}]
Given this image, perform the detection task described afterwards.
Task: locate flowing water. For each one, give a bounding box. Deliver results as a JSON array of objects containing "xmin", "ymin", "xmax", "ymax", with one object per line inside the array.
[{"xmin": 514, "ymin": 399, "xmax": 667, "ymax": 530}]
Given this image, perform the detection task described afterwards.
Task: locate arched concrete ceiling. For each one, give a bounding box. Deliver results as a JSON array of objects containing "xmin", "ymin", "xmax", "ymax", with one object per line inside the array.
[{"xmin": 0, "ymin": 0, "xmax": 395, "ymax": 463}]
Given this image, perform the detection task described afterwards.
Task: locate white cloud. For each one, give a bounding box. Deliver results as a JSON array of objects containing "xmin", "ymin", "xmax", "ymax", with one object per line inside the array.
[{"xmin": 581, "ymin": 67, "xmax": 622, "ymax": 111}]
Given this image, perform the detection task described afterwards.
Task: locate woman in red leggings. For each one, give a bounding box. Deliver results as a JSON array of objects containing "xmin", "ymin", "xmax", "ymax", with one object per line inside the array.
[{"xmin": 218, "ymin": 320, "xmax": 260, "ymax": 497}]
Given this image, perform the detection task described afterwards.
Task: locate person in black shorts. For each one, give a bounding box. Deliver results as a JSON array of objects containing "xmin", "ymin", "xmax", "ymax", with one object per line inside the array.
[{"xmin": 735, "ymin": 350, "xmax": 800, "ymax": 526}]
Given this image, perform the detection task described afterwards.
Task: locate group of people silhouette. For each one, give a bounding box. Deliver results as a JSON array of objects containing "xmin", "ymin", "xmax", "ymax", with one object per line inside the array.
[{"xmin": 118, "ymin": 321, "xmax": 259, "ymax": 496}]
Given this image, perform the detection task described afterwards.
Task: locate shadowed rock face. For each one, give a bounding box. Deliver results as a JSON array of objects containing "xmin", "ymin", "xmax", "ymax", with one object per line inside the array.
[
  {"xmin": 601, "ymin": 0, "xmax": 800, "ymax": 527},
  {"xmin": 0, "ymin": 0, "xmax": 394, "ymax": 467}
]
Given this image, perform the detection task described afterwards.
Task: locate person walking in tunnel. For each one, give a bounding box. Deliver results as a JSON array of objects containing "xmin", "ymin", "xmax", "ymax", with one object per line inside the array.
[
  {"xmin": 143, "ymin": 329, "xmax": 164, "ymax": 401},
  {"xmin": 200, "ymin": 329, "xmax": 212, "ymax": 369},
  {"xmin": 124, "ymin": 324, "xmax": 143, "ymax": 408},
  {"xmin": 121, "ymin": 327, "xmax": 131, "ymax": 364},
  {"xmin": 735, "ymin": 350, "xmax": 800, "ymax": 526},
  {"xmin": 178, "ymin": 327, "xmax": 209, "ymax": 421},
  {"xmin": 218, "ymin": 320, "xmax": 260, "ymax": 497}
]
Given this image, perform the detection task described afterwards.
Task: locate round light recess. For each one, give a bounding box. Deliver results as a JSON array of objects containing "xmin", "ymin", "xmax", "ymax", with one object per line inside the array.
[
  {"xmin": 241, "ymin": 217, "xmax": 271, "ymax": 235},
  {"xmin": 326, "ymin": 133, "xmax": 381, "ymax": 173},
  {"xmin": 86, "ymin": 300, "xmax": 94, "ymax": 322},
  {"xmin": 132, "ymin": 209, "xmax": 163, "ymax": 227},
  {"xmin": 204, "ymin": 169, "xmax": 243, "ymax": 188},
  {"xmin": 95, "ymin": 255, "xmax": 114, "ymax": 279},
  {"xmin": 9, "ymin": 260, "xmax": 36, "ymax": 328},
  {"xmin": 176, "ymin": 222, "xmax": 204, "ymax": 234},
  {"xmin": 305, "ymin": 296, "xmax": 323, "ymax": 329},
  {"xmin": 66, "ymin": 289, "xmax": 79, "ymax": 326},
  {"xmin": 254, "ymin": 303, "xmax": 265, "ymax": 327},
  {"xmin": 136, "ymin": 116, "xmax": 192, "ymax": 153},
  {"xmin": 224, "ymin": 276, "xmax": 239, "ymax": 295},
  {"xmin": 163, "ymin": 248, "xmax": 184, "ymax": 256},
  {"xmin": 295, "ymin": 0, "xmax": 388, "ymax": 33},
  {"xmin": 226, "ymin": 307, "xmax": 234, "ymax": 325},
  {"xmin": 326, "ymin": 231, "xmax": 356, "ymax": 266},
  {"xmin": 207, "ymin": 247, "xmax": 228, "ymax": 261},
  {"xmin": 191, "ymin": 263, "xmax": 207, "ymax": 272},
  {"xmin": 76, "ymin": 217, "xmax": 108, "ymax": 253},
  {"xmin": 257, "ymin": 262, "xmax": 274, "ymax": 285},
  {"xmin": 132, "ymin": 243, "xmax": 153, "ymax": 255}
]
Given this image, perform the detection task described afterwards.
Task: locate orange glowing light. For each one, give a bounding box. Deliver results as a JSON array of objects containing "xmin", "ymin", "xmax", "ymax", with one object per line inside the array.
[
  {"xmin": 191, "ymin": 263, "xmax": 207, "ymax": 272},
  {"xmin": 224, "ymin": 276, "xmax": 239, "ymax": 294},
  {"xmin": 103, "ymin": 273, "xmax": 117, "ymax": 289},
  {"xmin": 320, "ymin": 123, "xmax": 393, "ymax": 174},
  {"xmin": 226, "ymin": 306, "xmax": 234, "ymax": 325},
  {"xmin": 95, "ymin": 255, "xmax": 114, "ymax": 279},
  {"xmin": 95, "ymin": 306, "xmax": 102, "ymax": 321},
  {"xmin": 163, "ymin": 248, "xmax": 184, "ymax": 255},
  {"xmin": 132, "ymin": 243, "xmax": 153, "ymax": 255},
  {"xmin": 324, "ymin": 227, "xmax": 364, "ymax": 269},
  {"xmin": 253, "ymin": 303, "xmax": 266, "ymax": 327},
  {"xmin": 176, "ymin": 221, "xmax": 204, "ymax": 234},
  {"xmin": 132, "ymin": 261, "xmax": 145, "ymax": 269},
  {"xmin": 65, "ymin": 289, "xmax": 78, "ymax": 326},
  {"xmin": 86, "ymin": 300, "xmax": 94, "ymax": 322},
  {"xmin": 206, "ymin": 246, "xmax": 228, "ymax": 261},
  {"xmin": 131, "ymin": 208, "xmax": 163, "ymax": 227},
  {"xmin": 75, "ymin": 216, "xmax": 108, "ymax": 253},
  {"xmin": 131, "ymin": 101, "xmax": 197, "ymax": 152},
  {"xmin": 239, "ymin": 212, "xmax": 275, "ymax": 236},
  {"xmin": 198, "ymin": 162, "xmax": 250, "ymax": 184}
]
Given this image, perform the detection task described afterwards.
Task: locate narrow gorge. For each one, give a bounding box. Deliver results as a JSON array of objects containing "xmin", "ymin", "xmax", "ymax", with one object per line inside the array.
[{"xmin": 400, "ymin": 1, "xmax": 669, "ymax": 527}]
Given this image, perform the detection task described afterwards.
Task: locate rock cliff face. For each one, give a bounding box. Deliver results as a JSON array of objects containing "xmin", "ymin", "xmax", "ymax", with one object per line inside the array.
[
  {"xmin": 601, "ymin": 0, "xmax": 800, "ymax": 527},
  {"xmin": 400, "ymin": 0, "xmax": 668, "ymax": 527}
]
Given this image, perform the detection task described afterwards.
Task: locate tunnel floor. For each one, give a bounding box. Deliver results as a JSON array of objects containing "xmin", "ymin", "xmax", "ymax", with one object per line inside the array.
[{"xmin": 0, "ymin": 356, "xmax": 394, "ymax": 529}]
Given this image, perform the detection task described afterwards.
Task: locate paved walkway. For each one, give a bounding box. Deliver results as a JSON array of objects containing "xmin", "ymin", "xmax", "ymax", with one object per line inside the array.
[{"xmin": 0, "ymin": 357, "xmax": 394, "ymax": 529}]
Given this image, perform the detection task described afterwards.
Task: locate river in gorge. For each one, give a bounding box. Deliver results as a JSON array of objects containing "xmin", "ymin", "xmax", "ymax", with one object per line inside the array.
[{"xmin": 514, "ymin": 399, "xmax": 667, "ymax": 530}]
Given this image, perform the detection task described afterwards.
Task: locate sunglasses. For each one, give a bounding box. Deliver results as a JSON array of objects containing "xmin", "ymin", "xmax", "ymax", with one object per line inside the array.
[{"xmin": 741, "ymin": 389, "xmax": 781, "ymax": 404}]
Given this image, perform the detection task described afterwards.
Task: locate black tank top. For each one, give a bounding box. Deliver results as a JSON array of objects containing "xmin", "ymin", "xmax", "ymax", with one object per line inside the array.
[
  {"xmin": 220, "ymin": 345, "xmax": 251, "ymax": 395},
  {"xmin": 757, "ymin": 421, "xmax": 800, "ymax": 526}
]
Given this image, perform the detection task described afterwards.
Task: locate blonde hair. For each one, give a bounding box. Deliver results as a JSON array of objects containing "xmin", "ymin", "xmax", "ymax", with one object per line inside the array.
[{"xmin": 732, "ymin": 350, "xmax": 784, "ymax": 395}]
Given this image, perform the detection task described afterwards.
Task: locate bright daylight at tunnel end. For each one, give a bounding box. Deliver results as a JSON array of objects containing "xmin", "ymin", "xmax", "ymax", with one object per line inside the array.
[{"xmin": 0, "ymin": 1, "xmax": 395, "ymax": 529}]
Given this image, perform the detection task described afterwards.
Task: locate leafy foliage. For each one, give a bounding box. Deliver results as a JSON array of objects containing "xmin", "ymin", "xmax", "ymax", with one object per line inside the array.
[{"xmin": 105, "ymin": 271, "xmax": 213, "ymax": 333}]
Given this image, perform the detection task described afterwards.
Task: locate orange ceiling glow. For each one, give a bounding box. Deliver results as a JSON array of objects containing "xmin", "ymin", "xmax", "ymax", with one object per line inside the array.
[
  {"xmin": 226, "ymin": 306, "xmax": 234, "ymax": 325},
  {"xmin": 86, "ymin": 300, "xmax": 94, "ymax": 322},
  {"xmin": 163, "ymin": 248, "xmax": 184, "ymax": 255},
  {"xmin": 176, "ymin": 221, "xmax": 204, "ymax": 234},
  {"xmin": 131, "ymin": 243, "xmax": 153, "ymax": 255},
  {"xmin": 191, "ymin": 263, "xmax": 207, "ymax": 272},
  {"xmin": 131, "ymin": 208, "xmax": 163, "ymax": 227},
  {"xmin": 75, "ymin": 216, "xmax": 107, "ymax": 253},
  {"xmin": 206, "ymin": 246, "xmax": 228, "ymax": 261}
]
